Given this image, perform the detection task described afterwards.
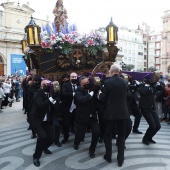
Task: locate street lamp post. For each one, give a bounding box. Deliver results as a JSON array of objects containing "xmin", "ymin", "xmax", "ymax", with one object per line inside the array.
[{"xmin": 106, "ymin": 17, "xmax": 119, "ymax": 62}]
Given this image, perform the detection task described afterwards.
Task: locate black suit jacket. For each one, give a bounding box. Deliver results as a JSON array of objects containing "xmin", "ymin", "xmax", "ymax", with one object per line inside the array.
[
  {"xmin": 99, "ymin": 74, "xmax": 129, "ymax": 120},
  {"xmin": 61, "ymin": 82, "xmax": 75, "ymax": 112},
  {"xmin": 138, "ymin": 83, "xmax": 156, "ymax": 109},
  {"xmin": 75, "ymin": 86, "xmax": 97, "ymax": 124},
  {"xmin": 29, "ymin": 89, "xmax": 51, "ymax": 128}
]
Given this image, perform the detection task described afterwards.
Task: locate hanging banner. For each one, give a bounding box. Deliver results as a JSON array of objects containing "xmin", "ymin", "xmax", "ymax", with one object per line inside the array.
[{"xmin": 10, "ymin": 54, "xmax": 26, "ymax": 76}]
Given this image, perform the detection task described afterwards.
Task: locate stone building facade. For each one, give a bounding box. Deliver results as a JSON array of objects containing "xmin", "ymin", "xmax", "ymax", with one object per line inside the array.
[
  {"xmin": 0, "ymin": 1, "xmax": 47, "ymax": 76},
  {"xmin": 161, "ymin": 10, "xmax": 170, "ymax": 74}
]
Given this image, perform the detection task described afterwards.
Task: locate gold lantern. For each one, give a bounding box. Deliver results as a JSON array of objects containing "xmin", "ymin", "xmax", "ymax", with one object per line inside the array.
[
  {"xmin": 21, "ymin": 34, "xmax": 27, "ymax": 53},
  {"xmin": 106, "ymin": 17, "xmax": 118, "ymax": 43},
  {"xmin": 25, "ymin": 16, "xmax": 41, "ymax": 47},
  {"xmin": 106, "ymin": 17, "xmax": 119, "ymax": 62}
]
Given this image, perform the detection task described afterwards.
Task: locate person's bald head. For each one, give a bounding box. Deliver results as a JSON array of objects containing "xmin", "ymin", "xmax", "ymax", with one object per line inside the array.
[
  {"xmin": 109, "ymin": 64, "xmax": 121, "ymax": 76},
  {"xmin": 41, "ymin": 80, "xmax": 50, "ymax": 89},
  {"xmin": 70, "ymin": 72, "xmax": 77, "ymax": 79}
]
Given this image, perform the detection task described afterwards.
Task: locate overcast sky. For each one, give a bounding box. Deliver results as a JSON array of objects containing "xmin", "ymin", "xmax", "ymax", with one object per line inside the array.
[{"xmin": 9, "ymin": 0, "xmax": 170, "ymax": 33}]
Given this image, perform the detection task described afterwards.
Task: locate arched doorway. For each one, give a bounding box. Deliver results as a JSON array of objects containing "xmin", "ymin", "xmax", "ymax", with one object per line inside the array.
[{"xmin": 0, "ymin": 56, "xmax": 4, "ymax": 76}]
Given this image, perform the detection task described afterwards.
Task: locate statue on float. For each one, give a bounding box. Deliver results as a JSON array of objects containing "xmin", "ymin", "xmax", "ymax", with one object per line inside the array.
[{"xmin": 53, "ymin": 0, "xmax": 68, "ymax": 32}]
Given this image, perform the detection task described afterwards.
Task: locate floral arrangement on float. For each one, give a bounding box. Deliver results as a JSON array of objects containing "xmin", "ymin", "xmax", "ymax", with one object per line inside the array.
[
  {"xmin": 22, "ymin": 0, "xmax": 108, "ymax": 71},
  {"xmin": 40, "ymin": 22, "xmax": 107, "ymax": 56}
]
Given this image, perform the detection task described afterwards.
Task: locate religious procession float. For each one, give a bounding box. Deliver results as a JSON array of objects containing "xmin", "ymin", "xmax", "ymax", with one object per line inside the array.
[{"xmin": 21, "ymin": 0, "xmax": 154, "ymax": 82}]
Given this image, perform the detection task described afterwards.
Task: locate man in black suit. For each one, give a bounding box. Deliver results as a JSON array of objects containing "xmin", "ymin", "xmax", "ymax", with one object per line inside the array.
[
  {"xmin": 98, "ymin": 64, "xmax": 129, "ymax": 167},
  {"xmin": 138, "ymin": 75, "xmax": 161, "ymax": 145},
  {"xmin": 27, "ymin": 74, "xmax": 41, "ymax": 139},
  {"xmin": 74, "ymin": 76, "xmax": 100, "ymax": 158},
  {"xmin": 29, "ymin": 80, "xmax": 56, "ymax": 167},
  {"xmin": 61, "ymin": 72, "xmax": 78, "ymax": 144},
  {"xmin": 128, "ymin": 77, "xmax": 143, "ymax": 134}
]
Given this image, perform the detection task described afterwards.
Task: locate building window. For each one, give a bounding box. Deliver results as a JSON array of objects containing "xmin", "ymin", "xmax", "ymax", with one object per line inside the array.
[
  {"xmin": 138, "ymin": 52, "xmax": 143, "ymax": 56},
  {"xmin": 156, "ymin": 58, "xmax": 160, "ymax": 64},
  {"xmin": 143, "ymin": 41, "xmax": 147, "ymax": 45},
  {"xmin": 144, "ymin": 55, "xmax": 147, "ymax": 59},
  {"xmin": 124, "ymin": 49, "xmax": 127, "ymax": 53},
  {"xmin": 143, "ymin": 34, "xmax": 147, "ymax": 38},
  {"xmin": 124, "ymin": 42, "xmax": 127, "ymax": 45},
  {"xmin": 144, "ymin": 62, "xmax": 147, "ymax": 67},
  {"xmin": 138, "ymin": 45, "xmax": 143, "ymax": 49},
  {"xmin": 128, "ymin": 50, "xmax": 131, "ymax": 54}
]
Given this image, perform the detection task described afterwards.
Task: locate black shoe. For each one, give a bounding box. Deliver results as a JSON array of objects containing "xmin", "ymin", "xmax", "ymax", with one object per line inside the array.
[
  {"xmin": 31, "ymin": 133, "xmax": 36, "ymax": 139},
  {"xmin": 133, "ymin": 129, "xmax": 143, "ymax": 134},
  {"xmin": 61, "ymin": 139, "xmax": 68, "ymax": 144},
  {"xmin": 142, "ymin": 139, "xmax": 149, "ymax": 145},
  {"xmin": 118, "ymin": 161, "xmax": 124, "ymax": 167},
  {"xmin": 99, "ymin": 138, "xmax": 103, "ymax": 143},
  {"xmin": 55, "ymin": 141, "xmax": 62, "ymax": 147},
  {"xmin": 104, "ymin": 155, "xmax": 112, "ymax": 163},
  {"xmin": 89, "ymin": 152, "xmax": 95, "ymax": 158},
  {"xmin": 44, "ymin": 148, "xmax": 52, "ymax": 154},
  {"xmin": 33, "ymin": 158, "xmax": 40, "ymax": 167},
  {"xmin": 149, "ymin": 139, "xmax": 156, "ymax": 144},
  {"xmin": 73, "ymin": 145, "xmax": 79, "ymax": 150}
]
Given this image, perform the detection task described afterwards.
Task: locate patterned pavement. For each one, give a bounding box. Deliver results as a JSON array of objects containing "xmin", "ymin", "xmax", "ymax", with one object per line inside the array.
[{"xmin": 0, "ymin": 99, "xmax": 170, "ymax": 170}]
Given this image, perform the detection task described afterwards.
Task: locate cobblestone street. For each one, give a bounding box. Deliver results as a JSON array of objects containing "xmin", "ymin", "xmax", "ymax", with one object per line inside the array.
[{"xmin": 0, "ymin": 99, "xmax": 170, "ymax": 170}]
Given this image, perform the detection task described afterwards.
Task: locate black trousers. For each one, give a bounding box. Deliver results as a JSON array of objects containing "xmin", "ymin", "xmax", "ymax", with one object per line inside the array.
[
  {"xmin": 142, "ymin": 109, "xmax": 161, "ymax": 141},
  {"xmin": 104, "ymin": 119, "xmax": 127, "ymax": 162},
  {"xmin": 33, "ymin": 122, "xmax": 54, "ymax": 159},
  {"xmin": 74, "ymin": 117, "xmax": 100, "ymax": 153},
  {"xmin": 52, "ymin": 116, "xmax": 61, "ymax": 142},
  {"xmin": 131, "ymin": 106, "xmax": 142, "ymax": 130},
  {"xmin": 112, "ymin": 118, "xmax": 132, "ymax": 140},
  {"xmin": 63, "ymin": 109, "xmax": 76, "ymax": 140},
  {"xmin": 97, "ymin": 110, "xmax": 105, "ymax": 140},
  {"xmin": 15, "ymin": 89, "xmax": 20, "ymax": 101},
  {"xmin": 3, "ymin": 93, "xmax": 9, "ymax": 106}
]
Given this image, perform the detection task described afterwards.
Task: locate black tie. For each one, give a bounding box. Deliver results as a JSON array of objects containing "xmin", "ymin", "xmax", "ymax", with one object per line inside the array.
[
  {"xmin": 73, "ymin": 85, "xmax": 76, "ymax": 92},
  {"xmin": 46, "ymin": 93, "xmax": 49, "ymax": 98}
]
